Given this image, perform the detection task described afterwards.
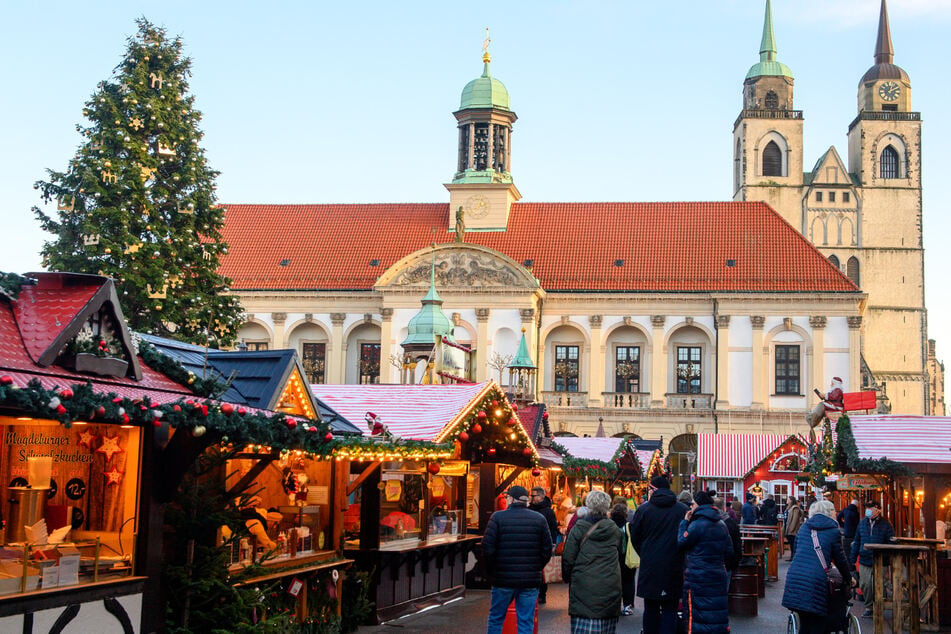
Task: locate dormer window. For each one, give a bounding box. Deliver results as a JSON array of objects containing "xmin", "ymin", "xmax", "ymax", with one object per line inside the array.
[{"xmin": 764, "ymin": 90, "xmax": 779, "ymax": 110}]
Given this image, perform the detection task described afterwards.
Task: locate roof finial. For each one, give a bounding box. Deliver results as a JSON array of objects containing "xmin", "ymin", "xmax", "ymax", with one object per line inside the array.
[
  {"xmin": 482, "ymin": 27, "xmax": 491, "ymax": 64},
  {"xmin": 759, "ymin": 0, "xmax": 778, "ymax": 62},
  {"xmin": 874, "ymin": 0, "xmax": 894, "ymax": 65}
]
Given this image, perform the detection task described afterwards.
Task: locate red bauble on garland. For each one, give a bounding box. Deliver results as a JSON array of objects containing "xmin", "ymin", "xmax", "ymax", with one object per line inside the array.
[
  {"xmin": 427, "ymin": 462, "xmax": 441, "ymax": 475},
  {"xmin": 542, "ymin": 411, "xmax": 549, "ymax": 420},
  {"xmin": 96, "ymin": 406, "xmax": 106, "ymax": 417},
  {"xmin": 531, "ymin": 468, "xmax": 541, "ymax": 477},
  {"xmin": 471, "ymin": 423, "xmax": 482, "ymax": 434},
  {"xmin": 0, "ymin": 376, "xmax": 12, "ymax": 386},
  {"xmin": 238, "ymin": 407, "xmax": 247, "ymax": 416},
  {"xmin": 458, "ymin": 431, "xmax": 469, "ymax": 442},
  {"xmin": 490, "ymin": 400, "xmax": 499, "ymax": 408},
  {"xmin": 220, "ymin": 403, "xmax": 234, "ymax": 415},
  {"xmin": 522, "ymin": 447, "xmax": 533, "ymax": 457},
  {"xmin": 477, "ymin": 411, "xmax": 487, "ymax": 421},
  {"xmin": 287, "ymin": 419, "xmax": 297, "ymax": 429},
  {"xmin": 506, "ymin": 417, "xmax": 517, "ymax": 427},
  {"xmin": 486, "ymin": 447, "xmax": 497, "ymax": 457},
  {"xmin": 324, "ymin": 432, "xmax": 334, "ymax": 442},
  {"xmin": 59, "ymin": 388, "xmax": 74, "ymax": 400},
  {"xmin": 511, "ymin": 403, "xmax": 518, "ymax": 411}
]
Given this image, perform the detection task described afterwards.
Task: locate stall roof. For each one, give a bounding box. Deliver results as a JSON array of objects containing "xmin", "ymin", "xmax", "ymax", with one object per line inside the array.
[
  {"xmin": 848, "ymin": 415, "xmax": 951, "ymax": 465},
  {"xmin": 634, "ymin": 448, "xmax": 660, "ymax": 475},
  {"xmin": 555, "ymin": 437, "xmax": 626, "ymax": 463},
  {"xmin": 696, "ymin": 434, "xmax": 790, "ymax": 479},
  {"xmin": 310, "ymin": 382, "xmax": 493, "ymax": 442}
]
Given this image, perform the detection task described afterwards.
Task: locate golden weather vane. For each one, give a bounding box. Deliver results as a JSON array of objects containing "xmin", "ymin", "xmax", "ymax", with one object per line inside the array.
[{"xmin": 482, "ymin": 27, "xmax": 491, "ymax": 63}]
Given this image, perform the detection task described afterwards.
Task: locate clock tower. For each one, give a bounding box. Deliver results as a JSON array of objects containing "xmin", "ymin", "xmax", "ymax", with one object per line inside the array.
[
  {"xmin": 444, "ymin": 36, "xmax": 521, "ymax": 232},
  {"xmin": 732, "ymin": 0, "xmax": 804, "ymax": 231}
]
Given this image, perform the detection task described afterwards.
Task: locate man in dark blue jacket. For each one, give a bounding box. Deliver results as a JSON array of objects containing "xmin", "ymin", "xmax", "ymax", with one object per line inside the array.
[
  {"xmin": 837, "ymin": 498, "xmax": 860, "ymax": 561},
  {"xmin": 483, "ymin": 485, "xmax": 552, "ymax": 634},
  {"xmin": 741, "ymin": 493, "xmax": 758, "ymax": 525},
  {"xmin": 851, "ymin": 499, "xmax": 895, "ymax": 617},
  {"xmin": 629, "ymin": 475, "xmax": 689, "ymax": 634}
]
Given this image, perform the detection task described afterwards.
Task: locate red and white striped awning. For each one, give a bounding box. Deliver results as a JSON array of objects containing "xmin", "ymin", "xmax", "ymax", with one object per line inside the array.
[
  {"xmin": 848, "ymin": 415, "xmax": 951, "ymax": 464},
  {"xmin": 696, "ymin": 434, "xmax": 791, "ymax": 479},
  {"xmin": 310, "ymin": 382, "xmax": 491, "ymax": 442},
  {"xmin": 555, "ymin": 437, "xmax": 626, "ymax": 463}
]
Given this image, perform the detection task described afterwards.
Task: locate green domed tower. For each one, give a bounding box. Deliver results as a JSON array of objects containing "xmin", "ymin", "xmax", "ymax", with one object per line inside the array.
[{"xmin": 445, "ymin": 31, "xmax": 522, "ymax": 233}]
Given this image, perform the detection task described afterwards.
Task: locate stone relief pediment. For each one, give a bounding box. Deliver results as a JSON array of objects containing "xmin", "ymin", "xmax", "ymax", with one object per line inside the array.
[{"xmin": 393, "ymin": 251, "xmax": 519, "ymax": 288}]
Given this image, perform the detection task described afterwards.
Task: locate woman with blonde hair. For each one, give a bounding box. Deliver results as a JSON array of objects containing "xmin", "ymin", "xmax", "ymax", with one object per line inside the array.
[{"xmin": 562, "ymin": 490, "xmax": 623, "ymax": 633}]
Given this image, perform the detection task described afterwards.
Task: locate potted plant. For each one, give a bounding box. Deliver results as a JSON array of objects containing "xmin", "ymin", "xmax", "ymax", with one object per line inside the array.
[{"xmin": 61, "ymin": 329, "xmax": 129, "ymax": 377}]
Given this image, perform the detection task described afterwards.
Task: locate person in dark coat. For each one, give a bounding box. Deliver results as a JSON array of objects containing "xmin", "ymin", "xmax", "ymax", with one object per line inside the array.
[
  {"xmin": 782, "ymin": 500, "xmax": 853, "ymax": 633},
  {"xmin": 678, "ymin": 490, "xmax": 732, "ymax": 634},
  {"xmin": 611, "ymin": 503, "xmax": 636, "ymax": 615},
  {"xmin": 741, "ymin": 493, "xmax": 758, "ymax": 525},
  {"xmin": 851, "ymin": 499, "xmax": 895, "ymax": 617},
  {"xmin": 712, "ymin": 496, "xmax": 742, "ymax": 577},
  {"xmin": 836, "ymin": 498, "xmax": 860, "ymax": 561},
  {"xmin": 758, "ymin": 495, "xmax": 779, "ymax": 526},
  {"xmin": 483, "ymin": 485, "xmax": 553, "ymax": 634},
  {"xmin": 529, "ymin": 486, "xmax": 559, "ymax": 604},
  {"xmin": 628, "ymin": 475, "xmax": 689, "ymax": 634},
  {"xmin": 563, "ymin": 490, "xmax": 623, "ymax": 634}
]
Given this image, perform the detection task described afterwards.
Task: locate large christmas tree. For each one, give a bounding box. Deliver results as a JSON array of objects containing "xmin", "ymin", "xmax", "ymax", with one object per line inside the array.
[{"xmin": 34, "ymin": 19, "xmax": 242, "ymax": 346}]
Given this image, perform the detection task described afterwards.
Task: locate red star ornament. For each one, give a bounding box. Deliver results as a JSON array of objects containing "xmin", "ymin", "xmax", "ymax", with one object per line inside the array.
[
  {"xmin": 96, "ymin": 434, "xmax": 124, "ymax": 462},
  {"xmin": 78, "ymin": 429, "xmax": 96, "ymax": 449},
  {"xmin": 104, "ymin": 464, "xmax": 124, "ymax": 486}
]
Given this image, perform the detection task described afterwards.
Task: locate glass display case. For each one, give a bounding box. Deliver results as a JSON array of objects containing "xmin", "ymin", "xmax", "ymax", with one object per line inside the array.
[{"xmin": 380, "ymin": 464, "xmax": 426, "ymax": 548}]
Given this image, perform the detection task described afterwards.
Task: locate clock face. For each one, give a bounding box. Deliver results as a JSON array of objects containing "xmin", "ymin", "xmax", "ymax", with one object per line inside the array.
[
  {"xmin": 878, "ymin": 81, "xmax": 900, "ymax": 102},
  {"xmin": 465, "ymin": 194, "xmax": 490, "ymax": 219}
]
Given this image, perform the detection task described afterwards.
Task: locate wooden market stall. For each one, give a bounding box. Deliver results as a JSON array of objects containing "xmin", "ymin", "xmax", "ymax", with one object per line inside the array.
[
  {"xmin": 311, "ymin": 380, "xmax": 539, "ymax": 623},
  {"xmin": 832, "ymin": 414, "xmax": 951, "ymax": 628},
  {"xmin": 552, "ymin": 436, "xmax": 647, "ymax": 505}
]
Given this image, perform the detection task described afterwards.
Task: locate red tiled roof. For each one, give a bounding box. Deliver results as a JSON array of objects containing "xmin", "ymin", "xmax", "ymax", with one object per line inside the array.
[
  {"xmin": 14, "ymin": 281, "xmax": 99, "ymax": 363},
  {"xmin": 218, "ymin": 202, "xmax": 859, "ymax": 293}
]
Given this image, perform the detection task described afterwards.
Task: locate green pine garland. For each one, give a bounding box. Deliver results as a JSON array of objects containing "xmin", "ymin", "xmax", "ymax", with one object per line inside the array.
[
  {"xmin": 0, "ymin": 272, "xmax": 34, "ymax": 301},
  {"xmin": 552, "ymin": 439, "xmax": 643, "ymax": 480},
  {"xmin": 834, "ymin": 414, "xmax": 912, "ymax": 477},
  {"xmin": 436, "ymin": 387, "xmax": 539, "ymax": 467}
]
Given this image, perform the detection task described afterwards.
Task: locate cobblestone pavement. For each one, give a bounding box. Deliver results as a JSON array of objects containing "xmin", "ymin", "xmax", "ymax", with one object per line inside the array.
[{"xmin": 358, "ymin": 558, "xmax": 847, "ymax": 633}]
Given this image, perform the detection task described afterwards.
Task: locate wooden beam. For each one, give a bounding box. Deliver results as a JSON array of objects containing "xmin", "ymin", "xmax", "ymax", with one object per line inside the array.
[
  {"xmin": 225, "ymin": 452, "xmax": 279, "ymax": 499},
  {"xmin": 494, "ymin": 467, "xmax": 525, "ymax": 497},
  {"xmin": 347, "ymin": 461, "xmax": 381, "ymax": 497}
]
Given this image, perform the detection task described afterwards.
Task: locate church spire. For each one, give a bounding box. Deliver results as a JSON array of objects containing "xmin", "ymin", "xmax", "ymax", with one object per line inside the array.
[
  {"xmin": 759, "ymin": 0, "xmax": 778, "ymax": 62},
  {"xmin": 874, "ymin": 0, "xmax": 894, "ymax": 65}
]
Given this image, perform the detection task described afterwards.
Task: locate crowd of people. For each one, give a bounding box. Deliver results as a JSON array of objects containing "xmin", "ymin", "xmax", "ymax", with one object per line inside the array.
[{"xmin": 482, "ymin": 478, "xmax": 896, "ymax": 634}]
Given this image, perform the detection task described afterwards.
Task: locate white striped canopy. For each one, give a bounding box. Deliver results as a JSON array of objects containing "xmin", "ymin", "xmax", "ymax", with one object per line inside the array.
[
  {"xmin": 696, "ymin": 434, "xmax": 791, "ymax": 479},
  {"xmin": 310, "ymin": 382, "xmax": 492, "ymax": 442},
  {"xmin": 555, "ymin": 437, "xmax": 626, "ymax": 463},
  {"xmin": 848, "ymin": 415, "xmax": 951, "ymax": 464}
]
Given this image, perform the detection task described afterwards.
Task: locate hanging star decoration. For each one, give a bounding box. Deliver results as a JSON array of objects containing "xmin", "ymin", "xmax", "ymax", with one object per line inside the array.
[
  {"xmin": 130, "ymin": 116, "xmax": 144, "ymax": 131},
  {"xmin": 104, "ymin": 464, "xmax": 124, "ymax": 486},
  {"xmin": 96, "ymin": 434, "xmax": 123, "ymax": 461},
  {"xmin": 78, "ymin": 429, "xmax": 96, "ymax": 449}
]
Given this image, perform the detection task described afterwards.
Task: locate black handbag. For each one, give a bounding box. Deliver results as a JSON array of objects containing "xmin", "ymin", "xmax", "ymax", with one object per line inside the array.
[{"xmin": 811, "ymin": 529, "xmax": 844, "ymax": 592}]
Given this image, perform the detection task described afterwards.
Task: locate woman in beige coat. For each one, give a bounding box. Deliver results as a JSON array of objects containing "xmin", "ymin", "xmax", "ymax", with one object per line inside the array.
[{"xmin": 783, "ymin": 497, "xmax": 805, "ymax": 560}]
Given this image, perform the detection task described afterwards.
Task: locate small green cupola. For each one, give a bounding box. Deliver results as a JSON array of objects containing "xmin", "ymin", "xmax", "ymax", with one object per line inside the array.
[
  {"xmin": 745, "ymin": 0, "xmax": 794, "ymax": 80},
  {"xmin": 400, "ymin": 256, "xmax": 455, "ymax": 350},
  {"xmin": 508, "ymin": 327, "xmax": 537, "ymax": 404},
  {"xmin": 459, "ymin": 53, "xmax": 511, "ymax": 111}
]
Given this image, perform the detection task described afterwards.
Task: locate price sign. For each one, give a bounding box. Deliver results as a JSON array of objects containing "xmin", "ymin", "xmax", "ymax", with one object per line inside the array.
[{"xmin": 65, "ymin": 478, "xmax": 86, "ymax": 500}]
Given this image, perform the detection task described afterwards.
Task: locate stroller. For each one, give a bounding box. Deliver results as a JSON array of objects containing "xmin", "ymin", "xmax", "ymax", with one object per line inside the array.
[{"xmin": 786, "ymin": 587, "xmax": 861, "ymax": 634}]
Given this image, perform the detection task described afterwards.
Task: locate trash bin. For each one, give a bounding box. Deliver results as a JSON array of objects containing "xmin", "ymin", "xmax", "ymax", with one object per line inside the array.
[{"xmin": 7, "ymin": 487, "xmax": 49, "ymax": 543}]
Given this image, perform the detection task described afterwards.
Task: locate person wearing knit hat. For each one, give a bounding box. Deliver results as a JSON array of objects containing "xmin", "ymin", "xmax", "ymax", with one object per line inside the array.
[
  {"xmin": 483, "ymin": 483, "xmax": 553, "ymax": 633},
  {"xmin": 629, "ymin": 474, "xmax": 690, "ymax": 633}
]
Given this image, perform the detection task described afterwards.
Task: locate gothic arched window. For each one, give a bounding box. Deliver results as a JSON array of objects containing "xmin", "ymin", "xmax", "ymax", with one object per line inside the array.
[
  {"xmin": 828, "ymin": 255, "xmax": 840, "ymax": 269},
  {"xmin": 880, "ymin": 145, "xmax": 899, "ymax": 179},
  {"xmin": 847, "ymin": 256, "xmax": 860, "ymax": 287},
  {"xmin": 763, "ymin": 140, "xmax": 782, "ymax": 177},
  {"xmin": 765, "ymin": 90, "xmax": 779, "ymax": 109}
]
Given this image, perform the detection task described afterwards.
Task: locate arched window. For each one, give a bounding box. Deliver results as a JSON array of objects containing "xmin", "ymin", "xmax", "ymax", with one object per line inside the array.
[
  {"xmin": 763, "ymin": 140, "xmax": 782, "ymax": 177},
  {"xmin": 828, "ymin": 255, "xmax": 840, "ymax": 269},
  {"xmin": 847, "ymin": 256, "xmax": 860, "ymax": 287},
  {"xmin": 765, "ymin": 90, "xmax": 779, "ymax": 109},
  {"xmin": 880, "ymin": 145, "xmax": 899, "ymax": 179}
]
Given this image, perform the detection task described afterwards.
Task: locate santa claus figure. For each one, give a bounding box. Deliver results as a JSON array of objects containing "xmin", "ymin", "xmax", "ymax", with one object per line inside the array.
[
  {"xmin": 806, "ymin": 376, "xmax": 845, "ymax": 430},
  {"xmin": 366, "ymin": 411, "xmax": 388, "ymax": 437}
]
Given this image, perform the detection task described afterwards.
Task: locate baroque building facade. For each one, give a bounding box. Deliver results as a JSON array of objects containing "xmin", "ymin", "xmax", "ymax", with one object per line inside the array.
[
  {"xmin": 733, "ymin": 0, "xmax": 932, "ymax": 414},
  {"xmin": 219, "ymin": 7, "xmax": 881, "ymax": 484}
]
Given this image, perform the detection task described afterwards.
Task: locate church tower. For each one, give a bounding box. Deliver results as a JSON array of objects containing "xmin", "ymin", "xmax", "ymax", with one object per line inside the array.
[
  {"xmin": 445, "ymin": 33, "xmax": 521, "ymax": 232},
  {"xmin": 732, "ymin": 0, "xmax": 804, "ymax": 231},
  {"xmin": 845, "ymin": 0, "xmax": 927, "ymax": 414}
]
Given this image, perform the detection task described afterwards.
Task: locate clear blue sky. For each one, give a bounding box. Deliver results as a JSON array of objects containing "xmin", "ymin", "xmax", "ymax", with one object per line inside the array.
[{"xmin": 2, "ymin": 1, "xmax": 950, "ymax": 363}]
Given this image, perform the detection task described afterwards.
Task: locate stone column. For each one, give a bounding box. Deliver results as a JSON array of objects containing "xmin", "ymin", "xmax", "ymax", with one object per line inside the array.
[
  {"xmin": 487, "ymin": 124, "xmax": 494, "ymax": 171},
  {"xmin": 847, "ymin": 316, "xmax": 863, "ymax": 391},
  {"xmin": 475, "ymin": 308, "xmax": 490, "ymax": 382},
  {"xmin": 588, "ymin": 315, "xmax": 604, "ymax": 407},
  {"xmin": 716, "ymin": 314, "xmax": 731, "ymax": 408},
  {"xmin": 650, "ymin": 315, "xmax": 666, "ymax": 407},
  {"xmin": 467, "ymin": 123, "xmax": 474, "ymax": 170},
  {"xmin": 378, "ymin": 309, "xmax": 394, "ymax": 384},
  {"xmin": 271, "ymin": 312, "xmax": 287, "ymax": 349},
  {"xmin": 809, "ymin": 316, "xmax": 827, "ymax": 393},
  {"xmin": 329, "ymin": 313, "xmax": 346, "ymax": 384},
  {"xmin": 750, "ymin": 315, "xmax": 766, "ymax": 410}
]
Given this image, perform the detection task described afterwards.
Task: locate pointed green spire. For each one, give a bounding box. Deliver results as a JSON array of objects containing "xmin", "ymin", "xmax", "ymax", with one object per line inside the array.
[
  {"xmin": 510, "ymin": 328, "xmax": 536, "ymax": 370},
  {"xmin": 760, "ymin": 0, "xmax": 777, "ymax": 62},
  {"xmin": 401, "ymin": 248, "xmax": 454, "ymax": 347},
  {"xmin": 746, "ymin": 0, "xmax": 793, "ymax": 80}
]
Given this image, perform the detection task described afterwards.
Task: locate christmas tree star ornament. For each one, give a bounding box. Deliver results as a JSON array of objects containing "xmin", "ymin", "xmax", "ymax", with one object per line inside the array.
[
  {"xmin": 104, "ymin": 464, "xmax": 124, "ymax": 486},
  {"xmin": 78, "ymin": 429, "xmax": 96, "ymax": 449},
  {"xmin": 96, "ymin": 434, "xmax": 123, "ymax": 461}
]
